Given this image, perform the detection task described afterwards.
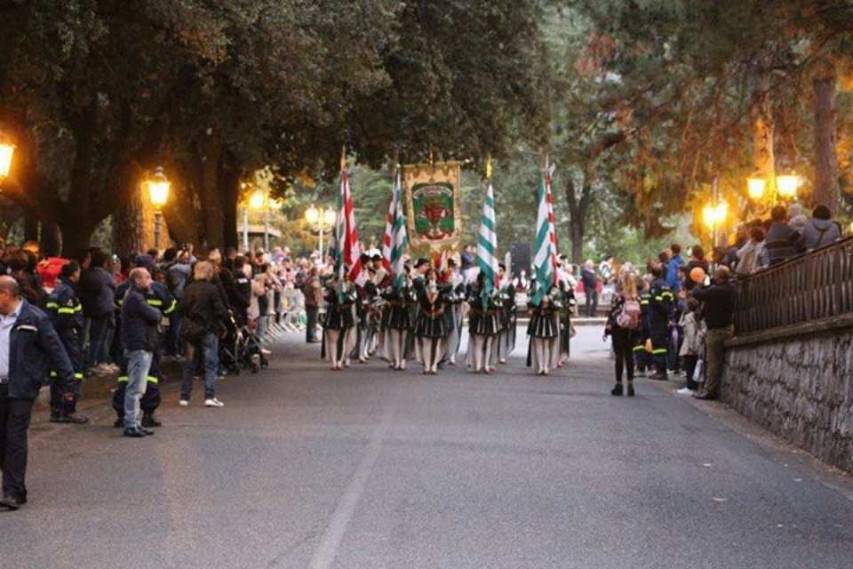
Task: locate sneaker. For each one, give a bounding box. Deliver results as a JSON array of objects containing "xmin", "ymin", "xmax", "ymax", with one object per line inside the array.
[
  {"xmin": 260, "ymin": 348, "xmax": 272, "ymax": 356},
  {"xmin": 676, "ymin": 387, "xmax": 694, "ymax": 395},
  {"xmin": 123, "ymin": 427, "xmax": 146, "ymax": 438},
  {"xmin": 610, "ymin": 383, "xmax": 624, "ymax": 396},
  {"xmin": 178, "ymin": 399, "xmax": 189, "ymax": 407},
  {"xmin": 205, "ymin": 398, "xmax": 225, "ymax": 408}
]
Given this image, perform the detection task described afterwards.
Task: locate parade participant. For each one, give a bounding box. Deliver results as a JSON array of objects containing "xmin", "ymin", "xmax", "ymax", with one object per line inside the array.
[
  {"xmin": 119, "ymin": 268, "xmax": 162, "ymax": 437},
  {"xmin": 179, "ymin": 261, "xmax": 228, "ymax": 407},
  {"xmin": 466, "ymin": 272, "xmax": 500, "ymax": 373},
  {"xmin": 380, "ymin": 270, "xmax": 415, "ymax": 371},
  {"xmin": 0, "ymin": 276, "xmax": 77, "ymax": 510},
  {"xmin": 647, "ymin": 263, "xmax": 675, "ymax": 380},
  {"xmin": 494, "ymin": 264, "xmax": 517, "ymax": 365},
  {"xmin": 604, "ymin": 269, "xmax": 642, "ymax": 396},
  {"xmin": 444, "ymin": 257, "xmax": 466, "ymax": 366},
  {"xmin": 321, "ymin": 272, "xmax": 357, "ymax": 370},
  {"xmin": 414, "ymin": 269, "xmax": 449, "ymax": 375},
  {"xmin": 352, "ymin": 253, "xmax": 373, "ymax": 364},
  {"xmin": 45, "ymin": 261, "xmax": 88, "ymax": 424},
  {"xmin": 527, "ymin": 276, "xmax": 561, "ymax": 376},
  {"xmin": 112, "ymin": 257, "xmax": 175, "ymax": 428},
  {"xmin": 556, "ymin": 265, "xmax": 576, "ymax": 367}
]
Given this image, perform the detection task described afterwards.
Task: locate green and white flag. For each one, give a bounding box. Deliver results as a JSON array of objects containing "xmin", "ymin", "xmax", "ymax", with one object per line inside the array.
[
  {"xmin": 390, "ymin": 172, "xmax": 408, "ymax": 289},
  {"xmin": 532, "ymin": 169, "xmax": 555, "ymax": 305},
  {"xmin": 476, "ymin": 181, "xmax": 499, "ymax": 302}
]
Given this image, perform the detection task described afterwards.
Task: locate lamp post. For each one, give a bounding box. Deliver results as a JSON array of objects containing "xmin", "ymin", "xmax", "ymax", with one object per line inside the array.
[
  {"xmin": 776, "ymin": 174, "xmax": 800, "ymax": 200},
  {"xmin": 144, "ymin": 166, "xmax": 171, "ymax": 250},
  {"xmin": 248, "ymin": 189, "xmax": 267, "ymax": 251},
  {"xmin": 0, "ymin": 132, "xmax": 15, "ymax": 179},
  {"xmin": 305, "ymin": 205, "xmax": 336, "ymax": 255},
  {"xmin": 746, "ymin": 173, "xmax": 799, "ymax": 211}
]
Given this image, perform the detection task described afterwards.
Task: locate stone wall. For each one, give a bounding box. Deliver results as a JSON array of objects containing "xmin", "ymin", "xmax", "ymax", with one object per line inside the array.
[{"xmin": 721, "ymin": 326, "xmax": 853, "ymax": 473}]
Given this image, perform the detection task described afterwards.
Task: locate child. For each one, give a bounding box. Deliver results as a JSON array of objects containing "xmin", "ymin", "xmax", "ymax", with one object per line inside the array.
[{"xmin": 677, "ymin": 297, "xmax": 706, "ymax": 394}]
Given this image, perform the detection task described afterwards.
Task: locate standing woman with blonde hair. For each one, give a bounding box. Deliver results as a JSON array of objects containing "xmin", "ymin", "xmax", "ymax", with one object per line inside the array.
[{"xmin": 604, "ymin": 268, "xmax": 642, "ymax": 396}]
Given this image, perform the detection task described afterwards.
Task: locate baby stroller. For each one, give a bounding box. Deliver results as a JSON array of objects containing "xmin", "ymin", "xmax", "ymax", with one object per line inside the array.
[
  {"xmin": 238, "ymin": 322, "xmax": 269, "ymax": 373},
  {"xmin": 218, "ymin": 314, "xmax": 242, "ymax": 375}
]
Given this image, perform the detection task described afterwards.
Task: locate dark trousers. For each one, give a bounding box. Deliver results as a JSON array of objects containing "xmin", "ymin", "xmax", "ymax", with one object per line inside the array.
[
  {"xmin": 650, "ymin": 329, "xmax": 669, "ymax": 375},
  {"xmin": 87, "ymin": 316, "xmax": 113, "ymax": 366},
  {"xmin": 50, "ymin": 378, "xmax": 81, "ymax": 415},
  {"xmin": 585, "ymin": 291, "xmax": 598, "ymax": 317},
  {"xmin": 611, "ymin": 329, "xmax": 635, "ymax": 383},
  {"xmin": 305, "ymin": 305, "xmax": 319, "ymax": 342},
  {"xmin": 181, "ymin": 333, "xmax": 219, "ymax": 400},
  {"xmin": 0, "ymin": 385, "xmax": 35, "ymax": 500},
  {"xmin": 682, "ymin": 355, "xmax": 699, "ymax": 390}
]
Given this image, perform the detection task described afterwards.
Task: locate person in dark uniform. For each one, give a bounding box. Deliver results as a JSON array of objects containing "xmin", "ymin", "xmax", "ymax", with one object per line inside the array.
[
  {"xmin": 0, "ymin": 276, "xmax": 76, "ymax": 510},
  {"xmin": 321, "ymin": 273, "xmax": 357, "ymax": 370},
  {"xmin": 381, "ymin": 274, "xmax": 415, "ymax": 371},
  {"xmin": 466, "ymin": 272, "xmax": 500, "ymax": 374},
  {"xmin": 633, "ymin": 278, "xmax": 652, "ymax": 376},
  {"xmin": 112, "ymin": 257, "xmax": 175, "ymax": 428},
  {"xmin": 414, "ymin": 270, "xmax": 449, "ymax": 375},
  {"xmin": 45, "ymin": 262, "xmax": 88, "ymax": 424},
  {"xmin": 527, "ymin": 277, "xmax": 561, "ymax": 376},
  {"xmin": 647, "ymin": 264, "xmax": 675, "ymax": 380},
  {"xmin": 556, "ymin": 276, "xmax": 576, "ymax": 367},
  {"xmin": 444, "ymin": 258, "xmax": 466, "ymax": 365}
]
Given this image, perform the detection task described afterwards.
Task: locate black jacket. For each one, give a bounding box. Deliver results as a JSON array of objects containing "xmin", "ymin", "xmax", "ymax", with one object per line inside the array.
[
  {"xmin": 691, "ymin": 279, "xmax": 736, "ymax": 329},
  {"xmin": 5, "ymin": 300, "xmax": 75, "ymax": 399},
  {"xmin": 119, "ymin": 286, "xmax": 162, "ymax": 351},
  {"xmin": 79, "ymin": 267, "xmax": 116, "ymax": 318},
  {"xmin": 46, "ymin": 277, "xmax": 84, "ymax": 374},
  {"xmin": 180, "ymin": 280, "xmax": 228, "ymax": 341}
]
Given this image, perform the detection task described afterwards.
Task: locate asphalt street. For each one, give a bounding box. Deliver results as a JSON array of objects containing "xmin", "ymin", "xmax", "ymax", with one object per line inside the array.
[{"xmin": 2, "ymin": 326, "xmax": 852, "ymax": 569}]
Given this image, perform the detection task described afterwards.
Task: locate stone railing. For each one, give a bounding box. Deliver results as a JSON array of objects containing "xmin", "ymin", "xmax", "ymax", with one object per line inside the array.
[{"xmin": 723, "ymin": 236, "xmax": 853, "ymax": 472}]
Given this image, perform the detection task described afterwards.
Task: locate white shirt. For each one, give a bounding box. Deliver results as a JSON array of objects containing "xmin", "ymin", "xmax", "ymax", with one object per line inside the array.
[{"xmin": 0, "ymin": 300, "xmax": 23, "ymax": 379}]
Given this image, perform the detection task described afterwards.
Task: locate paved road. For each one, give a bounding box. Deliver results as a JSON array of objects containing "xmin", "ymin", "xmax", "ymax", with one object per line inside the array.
[{"xmin": 2, "ymin": 327, "xmax": 852, "ymax": 569}]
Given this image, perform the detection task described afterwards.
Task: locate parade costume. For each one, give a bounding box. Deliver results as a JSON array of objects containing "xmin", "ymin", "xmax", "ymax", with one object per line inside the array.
[
  {"xmin": 466, "ymin": 281, "xmax": 500, "ymax": 373},
  {"xmin": 112, "ymin": 280, "xmax": 175, "ymax": 428},
  {"xmin": 381, "ymin": 282, "xmax": 415, "ymax": 370},
  {"xmin": 45, "ymin": 276, "xmax": 86, "ymax": 422},
  {"xmin": 414, "ymin": 279, "xmax": 449, "ymax": 374},
  {"xmin": 321, "ymin": 280, "xmax": 358, "ymax": 370},
  {"xmin": 494, "ymin": 281, "xmax": 517, "ymax": 365},
  {"xmin": 527, "ymin": 282, "xmax": 561, "ymax": 375},
  {"xmin": 557, "ymin": 281, "xmax": 576, "ymax": 366}
]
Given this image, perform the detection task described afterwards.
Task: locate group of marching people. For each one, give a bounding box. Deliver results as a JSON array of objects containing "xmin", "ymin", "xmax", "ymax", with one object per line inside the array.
[{"xmin": 318, "ymin": 253, "xmax": 577, "ymax": 376}]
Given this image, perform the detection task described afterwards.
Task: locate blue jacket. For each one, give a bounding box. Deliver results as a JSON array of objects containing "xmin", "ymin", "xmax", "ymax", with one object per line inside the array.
[
  {"xmin": 46, "ymin": 277, "xmax": 84, "ymax": 375},
  {"xmin": 6, "ymin": 300, "xmax": 75, "ymax": 399},
  {"xmin": 666, "ymin": 255, "xmax": 683, "ymax": 292}
]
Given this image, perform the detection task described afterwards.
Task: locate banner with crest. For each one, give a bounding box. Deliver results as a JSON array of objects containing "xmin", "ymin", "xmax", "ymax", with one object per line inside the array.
[{"xmin": 402, "ymin": 161, "xmax": 462, "ymax": 252}]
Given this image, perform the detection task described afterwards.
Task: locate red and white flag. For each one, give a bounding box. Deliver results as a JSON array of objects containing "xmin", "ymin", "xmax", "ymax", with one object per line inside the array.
[
  {"xmin": 335, "ymin": 168, "xmax": 366, "ymax": 285},
  {"xmin": 381, "ymin": 183, "xmax": 395, "ymax": 272}
]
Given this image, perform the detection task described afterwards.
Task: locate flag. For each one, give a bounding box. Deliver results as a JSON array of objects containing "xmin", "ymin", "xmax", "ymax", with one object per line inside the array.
[
  {"xmin": 335, "ymin": 167, "xmax": 365, "ymax": 285},
  {"xmin": 545, "ymin": 166, "xmax": 559, "ymax": 276},
  {"xmin": 381, "ymin": 181, "xmax": 395, "ymax": 272},
  {"xmin": 476, "ymin": 181, "xmax": 499, "ymax": 304},
  {"xmin": 390, "ymin": 172, "xmax": 408, "ymax": 289},
  {"xmin": 532, "ymin": 169, "xmax": 556, "ymax": 305}
]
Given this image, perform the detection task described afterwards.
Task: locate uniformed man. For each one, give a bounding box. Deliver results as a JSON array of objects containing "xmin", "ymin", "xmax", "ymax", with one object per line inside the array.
[
  {"xmin": 633, "ymin": 278, "xmax": 652, "ymax": 376},
  {"xmin": 647, "ymin": 264, "xmax": 675, "ymax": 380},
  {"xmin": 45, "ymin": 261, "xmax": 88, "ymax": 424},
  {"xmin": 112, "ymin": 256, "xmax": 176, "ymax": 428}
]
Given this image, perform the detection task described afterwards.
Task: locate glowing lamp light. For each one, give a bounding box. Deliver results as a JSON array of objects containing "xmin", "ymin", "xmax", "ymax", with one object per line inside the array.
[
  {"xmin": 747, "ymin": 177, "xmax": 766, "ymax": 200},
  {"xmin": 304, "ymin": 204, "xmax": 319, "ymax": 225},
  {"xmin": 146, "ymin": 167, "xmax": 170, "ymax": 208},
  {"xmin": 776, "ymin": 175, "xmax": 800, "ymax": 199},
  {"xmin": 0, "ymin": 136, "xmax": 15, "ymax": 178},
  {"xmin": 249, "ymin": 190, "xmax": 266, "ymax": 210},
  {"xmin": 322, "ymin": 207, "xmax": 337, "ymax": 227},
  {"xmin": 702, "ymin": 202, "xmax": 728, "ymax": 228}
]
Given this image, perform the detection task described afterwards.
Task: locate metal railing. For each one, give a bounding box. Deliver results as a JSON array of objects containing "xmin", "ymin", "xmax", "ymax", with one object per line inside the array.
[{"xmin": 734, "ymin": 236, "xmax": 853, "ymax": 334}]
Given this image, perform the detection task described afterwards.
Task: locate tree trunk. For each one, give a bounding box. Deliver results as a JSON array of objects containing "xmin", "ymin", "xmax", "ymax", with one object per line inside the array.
[
  {"xmin": 564, "ymin": 175, "xmax": 593, "ymax": 265},
  {"xmin": 197, "ymin": 135, "xmax": 225, "ymax": 250},
  {"xmin": 39, "ymin": 221, "xmax": 62, "ymax": 257},
  {"xmin": 57, "ymin": 217, "xmax": 99, "ymax": 261},
  {"xmin": 112, "ymin": 196, "xmax": 143, "ymax": 257},
  {"xmin": 23, "ymin": 211, "xmax": 39, "ymax": 243},
  {"xmin": 219, "ymin": 159, "xmax": 240, "ymax": 252},
  {"xmin": 750, "ymin": 64, "xmax": 776, "ymax": 199},
  {"xmin": 813, "ymin": 58, "xmax": 839, "ymax": 214}
]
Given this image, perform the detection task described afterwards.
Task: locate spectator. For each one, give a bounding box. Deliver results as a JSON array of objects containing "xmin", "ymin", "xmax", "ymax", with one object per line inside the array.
[
  {"xmin": 735, "ymin": 226, "xmax": 769, "ymax": 276},
  {"xmin": 677, "ymin": 297, "xmax": 706, "ymax": 395},
  {"xmin": 691, "ymin": 266, "xmax": 736, "ymax": 401},
  {"xmin": 799, "ymin": 205, "xmax": 842, "ymax": 251},
  {"xmin": 766, "ymin": 205, "xmax": 801, "ymax": 265},
  {"xmin": 119, "ymin": 267, "xmax": 161, "ymax": 437},
  {"xmin": 179, "ymin": 261, "xmax": 228, "ymax": 408},
  {"xmin": 79, "ymin": 250, "xmax": 117, "ymax": 372},
  {"xmin": 581, "ymin": 260, "xmax": 598, "ymax": 317},
  {"xmin": 5, "ymin": 253, "xmax": 45, "ymax": 307},
  {"xmin": 0, "ymin": 275, "xmax": 77, "ymax": 510},
  {"xmin": 683, "ymin": 245, "xmax": 709, "ymax": 291},
  {"xmin": 666, "ymin": 244, "xmax": 683, "ymax": 292},
  {"xmin": 604, "ymin": 269, "xmax": 642, "ymax": 397}
]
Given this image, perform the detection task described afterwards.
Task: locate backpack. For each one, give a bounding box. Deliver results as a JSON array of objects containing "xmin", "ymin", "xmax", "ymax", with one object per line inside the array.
[{"xmin": 616, "ymin": 297, "xmax": 642, "ymax": 329}]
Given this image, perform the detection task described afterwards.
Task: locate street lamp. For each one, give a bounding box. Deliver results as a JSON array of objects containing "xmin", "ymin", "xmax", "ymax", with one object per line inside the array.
[
  {"xmin": 305, "ymin": 205, "xmax": 336, "ymax": 255},
  {"xmin": 746, "ymin": 177, "xmax": 766, "ymax": 201},
  {"xmin": 0, "ymin": 132, "xmax": 15, "ymax": 179},
  {"xmin": 702, "ymin": 201, "xmax": 727, "ymax": 249},
  {"xmin": 144, "ymin": 166, "xmax": 170, "ymax": 250},
  {"xmin": 776, "ymin": 174, "xmax": 800, "ymax": 200}
]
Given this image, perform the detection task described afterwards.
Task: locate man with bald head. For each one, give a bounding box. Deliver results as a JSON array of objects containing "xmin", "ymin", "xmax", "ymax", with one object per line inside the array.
[
  {"xmin": 690, "ymin": 265, "xmax": 737, "ymax": 400},
  {"xmin": 0, "ymin": 275, "xmax": 76, "ymax": 510}
]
